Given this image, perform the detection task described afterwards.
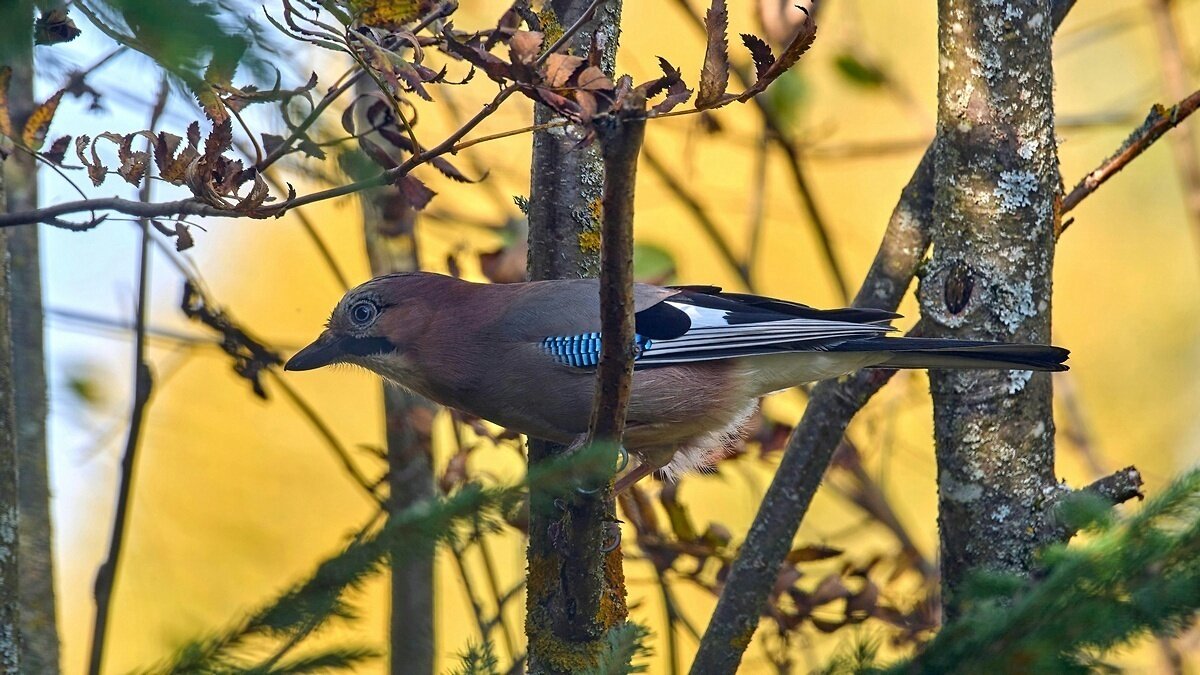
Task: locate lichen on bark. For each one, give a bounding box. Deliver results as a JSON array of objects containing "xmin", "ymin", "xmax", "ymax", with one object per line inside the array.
[
  {"xmin": 525, "ymin": 2, "xmax": 629, "ymax": 673},
  {"xmin": 922, "ymin": 0, "xmax": 1062, "ymax": 617}
]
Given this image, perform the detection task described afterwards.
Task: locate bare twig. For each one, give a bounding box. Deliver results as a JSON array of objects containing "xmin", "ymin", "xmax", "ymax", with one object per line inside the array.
[
  {"xmin": 1060, "ymin": 88, "xmax": 1200, "ymax": 230},
  {"xmin": 1079, "ymin": 466, "xmax": 1144, "ymax": 506},
  {"xmin": 258, "ymin": 68, "xmax": 363, "ymax": 170},
  {"xmin": 744, "ymin": 131, "xmax": 770, "ymax": 280},
  {"xmin": 642, "ymin": 145, "xmax": 754, "ymax": 291},
  {"xmin": 588, "ymin": 105, "xmax": 646, "ymax": 445},
  {"xmin": 1048, "ymin": 466, "xmax": 1144, "ymax": 541},
  {"xmin": 1145, "ymin": 0, "xmax": 1200, "ymax": 257},
  {"xmin": 266, "ymin": 370, "xmax": 384, "ymax": 505},
  {"xmin": 87, "ymin": 79, "xmax": 169, "ymax": 675},
  {"xmin": 667, "ymin": 0, "xmax": 848, "ymax": 301},
  {"xmin": 475, "ymin": 524, "xmax": 519, "ymax": 660}
]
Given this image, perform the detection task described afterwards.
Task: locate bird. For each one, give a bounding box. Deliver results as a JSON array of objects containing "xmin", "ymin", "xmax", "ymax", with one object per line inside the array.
[{"xmin": 285, "ymin": 272, "xmax": 1068, "ymax": 490}]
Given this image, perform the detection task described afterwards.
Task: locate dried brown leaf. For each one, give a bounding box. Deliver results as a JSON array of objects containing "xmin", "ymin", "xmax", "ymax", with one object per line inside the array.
[
  {"xmin": 845, "ymin": 579, "xmax": 879, "ymax": 620},
  {"xmin": 42, "ymin": 135, "xmax": 70, "ymax": 165},
  {"xmin": 741, "ymin": 34, "xmax": 775, "ymax": 80},
  {"xmin": 771, "ymin": 564, "xmax": 803, "ymax": 600},
  {"xmin": 155, "ymin": 124, "xmax": 201, "ymax": 185},
  {"xmin": 241, "ymin": 173, "xmax": 271, "ymax": 210},
  {"xmin": 397, "ymin": 175, "xmax": 435, "ymax": 210},
  {"xmin": 739, "ymin": 6, "xmax": 817, "ymax": 101},
  {"xmin": 75, "ymin": 134, "xmax": 106, "ymax": 186},
  {"xmin": 543, "ymin": 53, "xmax": 584, "ymax": 88},
  {"xmin": 204, "ymin": 118, "xmax": 234, "ymax": 158},
  {"xmin": 22, "ymin": 89, "xmax": 64, "ymax": 151},
  {"xmin": 431, "ymin": 156, "xmax": 481, "ymax": 183},
  {"xmin": 34, "ymin": 8, "xmax": 82, "ymax": 46},
  {"xmin": 651, "ymin": 78, "xmax": 692, "ymax": 115},
  {"xmin": 359, "ymin": 136, "xmax": 397, "ymax": 169},
  {"xmin": 261, "ymin": 133, "xmax": 285, "ymax": 157},
  {"xmin": 787, "ymin": 544, "xmax": 844, "ymax": 563},
  {"xmin": 697, "ymin": 0, "xmax": 730, "ymax": 107},
  {"xmin": 809, "ymin": 574, "xmax": 850, "ymax": 606},
  {"xmin": 575, "ymin": 65, "xmax": 612, "ymax": 91},
  {"xmin": 173, "ymin": 223, "xmax": 195, "ymax": 251},
  {"xmin": 195, "ymin": 85, "xmax": 230, "ymax": 126},
  {"xmin": 442, "ymin": 30, "xmax": 514, "ymax": 83},
  {"xmin": 116, "ymin": 132, "xmax": 153, "ymax": 186},
  {"xmin": 508, "ymin": 30, "xmax": 544, "ymax": 65}
]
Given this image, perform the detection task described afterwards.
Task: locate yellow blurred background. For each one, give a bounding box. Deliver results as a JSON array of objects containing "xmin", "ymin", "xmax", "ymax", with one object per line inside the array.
[{"xmin": 40, "ymin": 1, "xmax": 1200, "ymax": 673}]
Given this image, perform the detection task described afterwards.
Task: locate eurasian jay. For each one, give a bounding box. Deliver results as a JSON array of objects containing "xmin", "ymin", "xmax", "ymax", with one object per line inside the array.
[{"xmin": 285, "ymin": 272, "xmax": 1067, "ymax": 488}]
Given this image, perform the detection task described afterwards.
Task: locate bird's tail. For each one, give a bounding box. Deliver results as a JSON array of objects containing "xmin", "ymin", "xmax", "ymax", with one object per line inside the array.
[{"xmin": 838, "ymin": 337, "xmax": 1070, "ymax": 372}]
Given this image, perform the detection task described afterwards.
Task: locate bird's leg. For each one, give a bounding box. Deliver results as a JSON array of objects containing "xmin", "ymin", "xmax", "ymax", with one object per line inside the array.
[
  {"xmin": 612, "ymin": 444, "xmax": 677, "ymax": 493},
  {"xmin": 613, "ymin": 461, "xmax": 658, "ymax": 493},
  {"xmin": 575, "ymin": 445, "xmax": 629, "ymax": 495}
]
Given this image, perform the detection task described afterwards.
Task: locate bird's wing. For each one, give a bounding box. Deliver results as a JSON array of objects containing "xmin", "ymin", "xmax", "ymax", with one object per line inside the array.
[{"xmin": 538, "ymin": 286, "xmax": 899, "ymax": 369}]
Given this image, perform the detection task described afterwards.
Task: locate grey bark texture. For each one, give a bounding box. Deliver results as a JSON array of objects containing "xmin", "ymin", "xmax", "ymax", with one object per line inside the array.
[
  {"xmin": 357, "ymin": 89, "xmax": 438, "ymax": 675},
  {"xmin": 1, "ymin": 144, "xmax": 22, "ymax": 675},
  {"xmin": 2, "ymin": 17, "xmax": 59, "ymax": 674},
  {"xmin": 921, "ymin": 0, "xmax": 1061, "ymax": 617},
  {"xmin": 692, "ymin": 3, "xmax": 1078, "ymax": 672},
  {"xmin": 524, "ymin": 2, "xmax": 626, "ymax": 673}
]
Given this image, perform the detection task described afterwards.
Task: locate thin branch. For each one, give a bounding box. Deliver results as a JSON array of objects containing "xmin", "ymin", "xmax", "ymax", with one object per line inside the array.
[
  {"xmin": 1079, "ymin": 466, "xmax": 1145, "ymax": 506},
  {"xmin": 588, "ymin": 107, "xmax": 646, "ymax": 446},
  {"xmin": 258, "ymin": 67, "xmax": 363, "ymax": 170},
  {"xmin": 1060, "ymin": 88, "xmax": 1200, "ymax": 230},
  {"xmin": 86, "ymin": 79, "xmax": 169, "ymax": 675},
  {"xmin": 0, "ymin": 14, "xmax": 607, "ymax": 231},
  {"xmin": 666, "ymin": 0, "xmax": 848, "ymax": 301},
  {"xmin": 1145, "ymin": 0, "xmax": 1200, "ymax": 258},
  {"xmin": 1047, "ymin": 466, "xmax": 1145, "ymax": 542},
  {"xmin": 642, "ymin": 145, "xmax": 754, "ymax": 291},
  {"xmin": 743, "ymin": 130, "xmax": 770, "ymax": 280},
  {"xmin": 474, "ymin": 523, "xmax": 519, "ymax": 660},
  {"xmin": 259, "ymin": 165, "xmax": 351, "ymax": 291},
  {"xmin": 266, "ymin": 370, "xmax": 385, "ymax": 505}
]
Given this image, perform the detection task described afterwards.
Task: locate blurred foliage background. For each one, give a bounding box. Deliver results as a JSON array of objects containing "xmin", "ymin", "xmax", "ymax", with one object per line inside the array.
[{"xmin": 29, "ymin": 1, "xmax": 1200, "ymax": 672}]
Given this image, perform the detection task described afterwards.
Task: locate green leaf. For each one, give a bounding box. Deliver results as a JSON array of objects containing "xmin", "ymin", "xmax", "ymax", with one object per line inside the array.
[
  {"xmin": 833, "ymin": 53, "xmax": 886, "ymax": 88},
  {"xmin": 764, "ymin": 70, "xmax": 808, "ymax": 133},
  {"xmin": 632, "ymin": 243, "xmax": 676, "ymax": 283}
]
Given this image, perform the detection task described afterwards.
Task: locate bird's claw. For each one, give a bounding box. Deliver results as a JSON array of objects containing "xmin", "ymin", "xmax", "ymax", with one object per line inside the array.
[
  {"xmin": 574, "ymin": 445, "xmax": 630, "ymax": 495},
  {"xmin": 600, "ymin": 521, "xmax": 622, "ymax": 552}
]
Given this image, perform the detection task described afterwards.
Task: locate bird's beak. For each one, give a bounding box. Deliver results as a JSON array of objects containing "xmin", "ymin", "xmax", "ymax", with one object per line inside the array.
[{"xmin": 285, "ymin": 331, "xmax": 345, "ymax": 371}]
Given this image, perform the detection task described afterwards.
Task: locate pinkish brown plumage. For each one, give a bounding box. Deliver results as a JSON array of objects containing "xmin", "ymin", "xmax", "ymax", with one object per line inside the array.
[{"xmin": 287, "ymin": 272, "xmax": 1069, "ymax": 486}]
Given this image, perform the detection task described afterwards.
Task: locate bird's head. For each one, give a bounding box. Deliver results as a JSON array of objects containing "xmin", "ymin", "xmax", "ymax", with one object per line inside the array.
[{"xmin": 284, "ymin": 273, "xmax": 444, "ymax": 378}]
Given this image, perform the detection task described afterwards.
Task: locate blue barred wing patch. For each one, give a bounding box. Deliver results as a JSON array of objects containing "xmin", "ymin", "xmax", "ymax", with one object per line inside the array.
[{"xmin": 541, "ymin": 332, "xmax": 653, "ymax": 368}]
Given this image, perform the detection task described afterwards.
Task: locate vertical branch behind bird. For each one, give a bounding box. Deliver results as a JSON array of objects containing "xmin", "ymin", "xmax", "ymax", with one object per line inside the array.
[
  {"xmin": 355, "ymin": 75, "xmax": 439, "ymax": 675},
  {"xmin": 524, "ymin": 2, "xmax": 628, "ymax": 672}
]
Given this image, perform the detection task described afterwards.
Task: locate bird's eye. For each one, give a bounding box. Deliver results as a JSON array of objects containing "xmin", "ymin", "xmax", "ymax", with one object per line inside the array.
[{"xmin": 349, "ymin": 299, "xmax": 379, "ymax": 327}]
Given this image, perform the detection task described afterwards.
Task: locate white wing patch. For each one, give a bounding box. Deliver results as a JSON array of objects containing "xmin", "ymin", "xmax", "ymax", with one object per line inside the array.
[
  {"xmin": 637, "ymin": 301, "xmax": 894, "ymax": 365},
  {"xmin": 670, "ymin": 301, "xmax": 731, "ymax": 328}
]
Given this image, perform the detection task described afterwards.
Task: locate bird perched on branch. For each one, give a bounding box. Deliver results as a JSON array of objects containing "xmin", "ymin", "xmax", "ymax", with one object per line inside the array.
[{"xmin": 286, "ymin": 272, "xmax": 1068, "ymax": 489}]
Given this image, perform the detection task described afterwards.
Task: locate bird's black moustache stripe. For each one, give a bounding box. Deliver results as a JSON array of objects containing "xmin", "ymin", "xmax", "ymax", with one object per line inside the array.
[{"xmin": 341, "ymin": 336, "xmax": 398, "ymax": 357}]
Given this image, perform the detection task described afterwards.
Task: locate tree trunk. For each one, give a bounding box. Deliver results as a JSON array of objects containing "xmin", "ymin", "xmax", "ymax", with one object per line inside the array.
[
  {"xmin": 358, "ymin": 100, "xmax": 438, "ymax": 675},
  {"xmin": 921, "ymin": 0, "xmax": 1061, "ymax": 618},
  {"xmin": 524, "ymin": 2, "xmax": 626, "ymax": 672},
  {"xmin": 0, "ymin": 139, "xmax": 22, "ymax": 675},
  {"xmin": 2, "ymin": 8, "xmax": 59, "ymax": 671}
]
